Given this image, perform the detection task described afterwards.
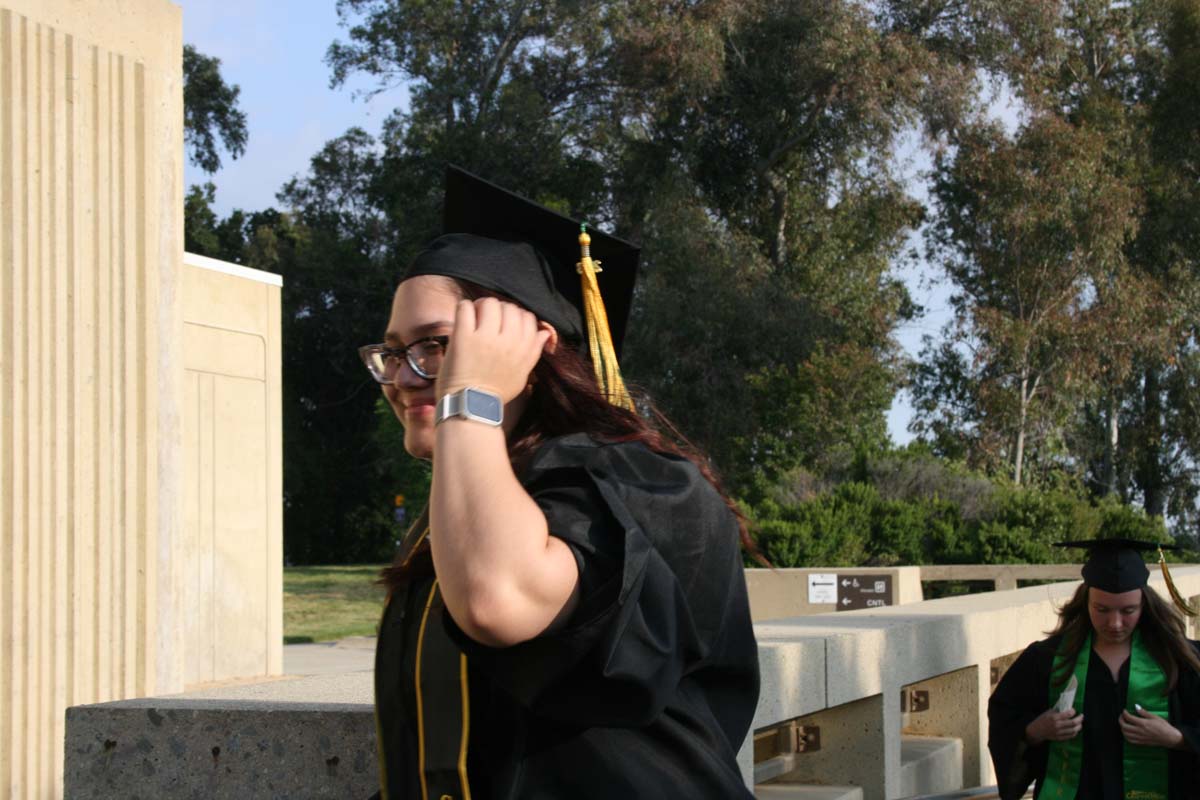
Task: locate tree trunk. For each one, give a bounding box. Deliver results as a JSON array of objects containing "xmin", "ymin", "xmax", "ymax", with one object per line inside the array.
[
  {"xmin": 1103, "ymin": 392, "xmax": 1118, "ymax": 496},
  {"xmin": 766, "ymin": 172, "xmax": 788, "ymax": 269},
  {"xmin": 1014, "ymin": 371, "xmax": 1028, "ymax": 485},
  {"xmin": 1140, "ymin": 366, "xmax": 1167, "ymax": 517}
]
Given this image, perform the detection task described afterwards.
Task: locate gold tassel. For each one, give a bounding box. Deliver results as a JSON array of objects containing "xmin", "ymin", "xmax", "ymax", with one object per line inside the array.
[
  {"xmin": 577, "ymin": 225, "xmax": 635, "ymax": 411},
  {"xmin": 1158, "ymin": 546, "xmax": 1198, "ymax": 617}
]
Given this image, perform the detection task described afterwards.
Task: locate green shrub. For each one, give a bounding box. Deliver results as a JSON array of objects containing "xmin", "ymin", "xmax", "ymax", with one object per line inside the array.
[{"xmin": 745, "ymin": 450, "xmax": 1172, "ymax": 569}]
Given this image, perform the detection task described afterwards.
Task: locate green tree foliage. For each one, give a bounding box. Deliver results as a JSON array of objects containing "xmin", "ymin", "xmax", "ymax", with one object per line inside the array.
[
  {"xmin": 183, "ymin": 44, "xmax": 249, "ymax": 174},
  {"xmin": 919, "ymin": 116, "xmax": 1147, "ymax": 484},
  {"xmin": 619, "ymin": 0, "xmax": 1000, "ymax": 484},
  {"xmin": 915, "ymin": 0, "xmax": 1200, "ymax": 539},
  {"xmin": 269, "ymin": 131, "xmax": 419, "ymax": 563},
  {"xmin": 184, "ymin": 182, "xmax": 251, "ymax": 260},
  {"xmin": 1123, "ymin": 0, "xmax": 1200, "ymax": 524}
]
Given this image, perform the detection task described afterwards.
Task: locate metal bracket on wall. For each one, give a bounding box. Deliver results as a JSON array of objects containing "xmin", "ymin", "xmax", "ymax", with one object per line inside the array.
[
  {"xmin": 901, "ymin": 688, "xmax": 930, "ymax": 713},
  {"xmin": 752, "ymin": 721, "xmax": 822, "ymax": 785},
  {"xmin": 793, "ymin": 724, "xmax": 820, "ymax": 752}
]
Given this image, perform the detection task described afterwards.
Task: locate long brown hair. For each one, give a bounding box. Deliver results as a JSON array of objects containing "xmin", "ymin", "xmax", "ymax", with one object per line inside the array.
[
  {"xmin": 380, "ymin": 278, "xmax": 757, "ymax": 590},
  {"xmin": 1049, "ymin": 582, "xmax": 1200, "ymax": 692}
]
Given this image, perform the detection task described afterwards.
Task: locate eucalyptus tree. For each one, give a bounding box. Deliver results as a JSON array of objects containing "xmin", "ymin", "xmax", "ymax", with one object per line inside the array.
[{"xmin": 916, "ymin": 0, "xmax": 1200, "ymax": 521}]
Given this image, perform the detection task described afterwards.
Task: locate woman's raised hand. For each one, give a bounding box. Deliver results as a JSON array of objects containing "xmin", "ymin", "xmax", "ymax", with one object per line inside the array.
[{"xmin": 436, "ymin": 298, "xmax": 553, "ymax": 403}]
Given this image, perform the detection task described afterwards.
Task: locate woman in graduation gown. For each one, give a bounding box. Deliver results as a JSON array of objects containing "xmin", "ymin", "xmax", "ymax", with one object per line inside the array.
[
  {"xmin": 359, "ymin": 167, "xmax": 760, "ymax": 800},
  {"xmin": 988, "ymin": 538, "xmax": 1200, "ymax": 799}
]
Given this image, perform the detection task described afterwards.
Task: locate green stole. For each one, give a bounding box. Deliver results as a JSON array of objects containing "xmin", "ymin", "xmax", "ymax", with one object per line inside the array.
[{"xmin": 1038, "ymin": 631, "xmax": 1170, "ymax": 800}]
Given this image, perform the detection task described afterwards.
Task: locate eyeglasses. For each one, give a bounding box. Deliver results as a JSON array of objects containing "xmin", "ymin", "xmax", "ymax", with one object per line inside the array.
[{"xmin": 358, "ymin": 336, "xmax": 449, "ymax": 383}]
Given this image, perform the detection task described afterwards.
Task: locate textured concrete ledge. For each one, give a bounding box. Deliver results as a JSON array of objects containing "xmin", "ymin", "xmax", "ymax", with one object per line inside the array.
[{"xmin": 64, "ymin": 674, "xmax": 376, "ymax": 799}]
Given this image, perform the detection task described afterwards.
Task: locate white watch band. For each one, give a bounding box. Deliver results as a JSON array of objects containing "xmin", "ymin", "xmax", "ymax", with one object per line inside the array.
[{"xmin": 434, "ymin": 387, "xmax": 503, "ymax": 426}]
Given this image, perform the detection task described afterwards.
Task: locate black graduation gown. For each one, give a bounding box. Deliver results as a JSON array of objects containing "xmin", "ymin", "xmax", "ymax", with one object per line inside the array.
[
  {"xmin": 988, "ymin": 635, "xmax": 1200, "ymax": 799},
  {"xmin": 374, "ymin": 433, "xmax": 761, "ymax": 800}
]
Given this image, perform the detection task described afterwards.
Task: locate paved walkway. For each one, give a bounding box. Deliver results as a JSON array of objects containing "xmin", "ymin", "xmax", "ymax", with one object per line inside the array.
[{"xmin": 283, "ymin": 635, "xmax": 376, "ymax": 676}]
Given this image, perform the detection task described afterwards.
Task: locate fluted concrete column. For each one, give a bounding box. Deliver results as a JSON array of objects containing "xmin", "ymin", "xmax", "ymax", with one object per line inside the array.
[{"xmin": 0, "ymin": 1, "xmax": 183, "ymax": 797}]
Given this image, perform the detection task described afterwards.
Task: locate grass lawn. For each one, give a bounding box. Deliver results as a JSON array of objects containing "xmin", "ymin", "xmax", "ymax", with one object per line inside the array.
[{"xmin": 284, "ymin": 564, "xmax": 389, "ymax": 644}]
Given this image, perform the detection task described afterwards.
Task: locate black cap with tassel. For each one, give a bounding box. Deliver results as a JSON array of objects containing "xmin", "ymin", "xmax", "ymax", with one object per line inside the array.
[
  {"xmin": 1054, "ymin": 538, "xmax": 1197, "ymax": 616},
  {"xmin": 404, "ymin": 165, "xmax": 640, "ymax": 409}
]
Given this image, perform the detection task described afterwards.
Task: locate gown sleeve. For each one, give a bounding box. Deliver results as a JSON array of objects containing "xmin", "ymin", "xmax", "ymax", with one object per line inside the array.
[
  {"xmin": 1173, "ymin": 641, "xmax": 1200, "ymax": 754},
  {"xmin": 1165, "ymin": 640, "xmax": 1200, "ymax": 796},
  {"xmin": 441, "ymin": 433, "xmax": 754, "ymax": 728},
  {"xmin": 988, "ymin": 639, "xmax": 1056, "ymax": 800}
]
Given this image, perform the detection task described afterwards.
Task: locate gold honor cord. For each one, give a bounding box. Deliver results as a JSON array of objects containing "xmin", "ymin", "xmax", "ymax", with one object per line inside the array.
[
  {"xmin": 413, "ymin": 579, "xmax": 473, "ymax": 800},
  {"xmin": 577, "ymin": 225, "xmax": 635, "ymax": 411},
  {"xmin": 457, "ymin": 653, "xmax": 472, "ymax": 799},
  {"xmin": 415, "ymin": 581, "xmax": 440, "ymax": 800},
  {"xmin": 376, "ymin": 523, "xmax": 430, "ymax": 799},
  {"xmin": 1158, "ymin": 546, "xmax": 1198, "ymax": 617}
]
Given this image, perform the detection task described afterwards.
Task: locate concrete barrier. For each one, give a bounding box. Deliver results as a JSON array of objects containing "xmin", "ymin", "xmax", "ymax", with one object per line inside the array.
[
  {"xmin": 747, "ymin": 565, "xmax": 1200, "ymax": 798},
  {"xmin": 64, "ymin": 673, "xmax": 375, "ymax": 799}
]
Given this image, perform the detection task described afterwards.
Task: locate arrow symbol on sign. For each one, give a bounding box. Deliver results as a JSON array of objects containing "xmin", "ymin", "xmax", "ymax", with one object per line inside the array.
[
  {"xmin": 842, "ymin": 579, "xmax": 851, "ymax": 587},
  {"xmin": 841, "ymin": 598, "xmax": 851, "ymax": 606}
]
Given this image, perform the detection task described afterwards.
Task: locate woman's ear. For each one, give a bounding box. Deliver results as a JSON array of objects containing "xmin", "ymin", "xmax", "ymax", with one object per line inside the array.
[{"xmin": 540, "ymin": 321, "xmax": 559, "ymax": 354}]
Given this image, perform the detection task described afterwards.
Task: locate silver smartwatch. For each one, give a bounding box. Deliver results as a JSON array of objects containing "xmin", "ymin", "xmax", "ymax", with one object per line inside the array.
[{"xmin": 435, "ymin": 387, "xmax": 503, "ymax": 427}]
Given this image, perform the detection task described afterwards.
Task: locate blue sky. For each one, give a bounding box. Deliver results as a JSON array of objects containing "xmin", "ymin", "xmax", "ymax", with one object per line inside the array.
[
  {"xmin": 176, "ymin": 1, "xmax": 962, "ymax": 444},
  {"xmin": 177, "ymin": 0, "xmax": 401, "ymax": 216}
]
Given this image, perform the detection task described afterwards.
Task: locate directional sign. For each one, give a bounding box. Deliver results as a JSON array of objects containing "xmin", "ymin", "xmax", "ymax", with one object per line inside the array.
[
  {"xmin": 807, "ymin": 573, "xmax": 837, "ymax": 604},
  {"xmin": 836, "ymin": 573, "xmax": 893, "ymax": 611}
]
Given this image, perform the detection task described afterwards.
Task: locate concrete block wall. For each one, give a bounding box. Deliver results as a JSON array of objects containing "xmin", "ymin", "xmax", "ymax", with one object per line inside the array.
[
  {"xmin": 0, "ymin": 0, "xmax": 183, "ymax": 797},
  {"xmin": 181, "ymin": 253, "xmax": 283, "ymax": 686}
]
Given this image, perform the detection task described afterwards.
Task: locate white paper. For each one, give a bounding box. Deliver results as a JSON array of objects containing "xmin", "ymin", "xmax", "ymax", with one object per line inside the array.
[
  {"xmin": 1054, "ymin": 675, "xmax": 1078, "ymax": 713},
  {"xmin": 808, "ymin": 573, "xmax": 837, "ymax": 604}
]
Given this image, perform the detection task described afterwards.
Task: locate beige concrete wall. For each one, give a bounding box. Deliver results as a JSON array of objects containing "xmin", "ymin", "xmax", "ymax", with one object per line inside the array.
[
  {"xmin": 181, "ymin": 253, "xmax": 282, "ymax": 686},
  {"xmin": 0, "ymin": 0, "xmax": 183, "ymax": 797},
  {"xmin": 745, "ymin": 567, "xmax": 924, "ymax": 621}
]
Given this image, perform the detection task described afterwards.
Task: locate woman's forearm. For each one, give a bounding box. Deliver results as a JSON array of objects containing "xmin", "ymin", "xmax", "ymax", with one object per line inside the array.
[{"xmin": 429, "ymin": 419, "xmax": 580, "ymax": 647}]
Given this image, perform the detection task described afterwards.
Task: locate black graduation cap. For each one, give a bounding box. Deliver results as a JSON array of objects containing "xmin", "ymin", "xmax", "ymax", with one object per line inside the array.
[
  {"xmin": 404, "ymin": 165, "xmax": 640, "ymax": 357},
  {"xmin": 1054, "ymin": 538, "xmax": 1181, "ymax": 593}
]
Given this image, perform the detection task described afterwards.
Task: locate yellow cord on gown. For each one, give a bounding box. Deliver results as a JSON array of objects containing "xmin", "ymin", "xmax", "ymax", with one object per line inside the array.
[
  {"xmin": 577, "ymin": 225, "xmax": 634, "ymax": 411},
  {"xmin": 1158, "ymin": 546, "xmax": 1198, "ymax": 616}
]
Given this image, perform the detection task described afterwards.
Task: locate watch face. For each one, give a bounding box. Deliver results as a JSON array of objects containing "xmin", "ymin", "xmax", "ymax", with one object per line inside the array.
[{"xmin": 465, "ymin": 388, "xmax": 503, "ymax": 423}]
